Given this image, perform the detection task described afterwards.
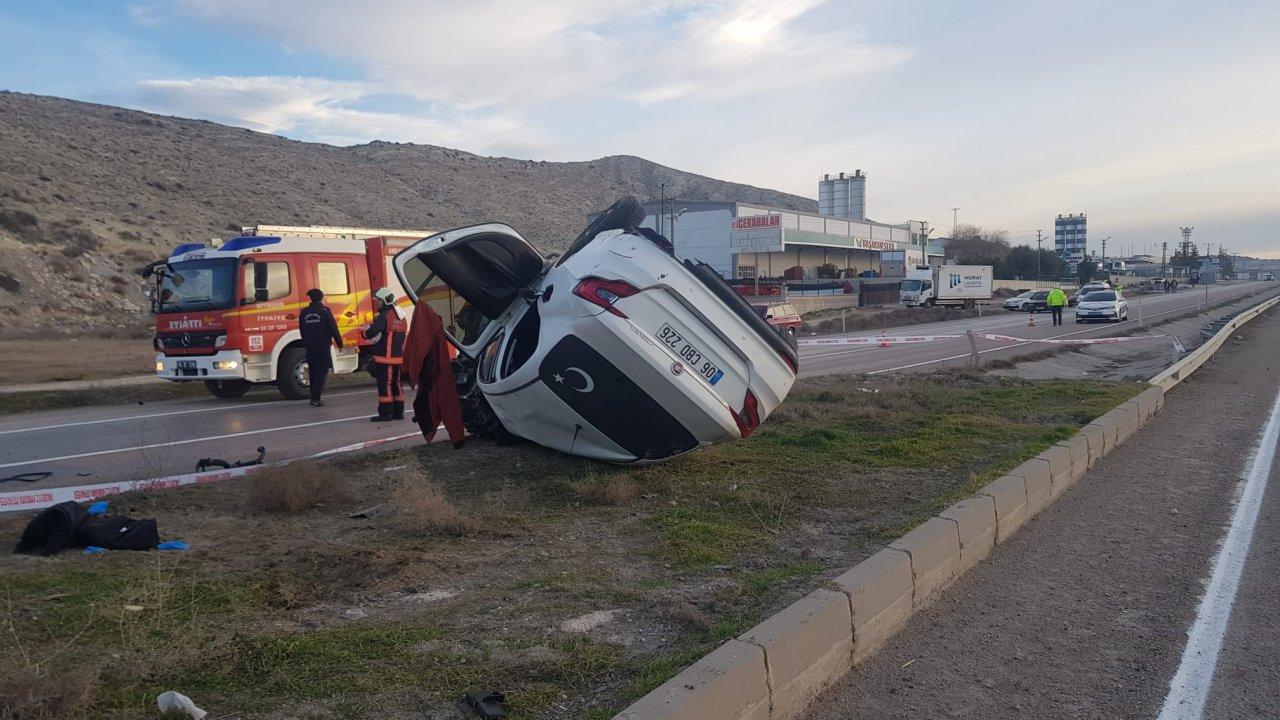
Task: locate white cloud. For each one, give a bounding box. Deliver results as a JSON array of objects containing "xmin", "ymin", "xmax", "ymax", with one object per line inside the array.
[
  {"xmin": 136, "ymin": 75, "xmax": 545, "ymax": 153},
  {"xmin": 170, "ymin": 0, "xmax": 910, "ymax": 108}
]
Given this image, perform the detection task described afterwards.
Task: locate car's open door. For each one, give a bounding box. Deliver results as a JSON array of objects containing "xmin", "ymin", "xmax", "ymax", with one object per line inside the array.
[{"xmin": 393, "ymin": 223, "xmax": 545, "ymax": 357}]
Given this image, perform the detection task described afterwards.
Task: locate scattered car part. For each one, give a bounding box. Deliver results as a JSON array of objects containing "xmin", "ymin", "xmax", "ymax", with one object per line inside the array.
[
  {"xmin": 463, "ymin": 691, "xmax": 508, "ymax": 719},
  {"xmin": 195, "ymin": 446, "xmax": 266, "ymax": 472}
]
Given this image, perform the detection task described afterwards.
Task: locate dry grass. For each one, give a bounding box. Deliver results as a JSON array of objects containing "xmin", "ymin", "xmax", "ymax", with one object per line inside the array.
[
  {"xmin": 570, "ymin": 475, "xmax": 640, "ymax": 505},
  {"xmin": 0, "ymin": 665, "xmax": 98, "ymax": 720},
  {"xmin": 0, "ymin": 337, "xmax": 155, "ymax": 385},
  {"xmin": 245, "ymin": 462, "xmax": 354, "ymax": 513},
  {"xmin": 392, "ymin": 479, "xmax": 477, "ymax": 536}
]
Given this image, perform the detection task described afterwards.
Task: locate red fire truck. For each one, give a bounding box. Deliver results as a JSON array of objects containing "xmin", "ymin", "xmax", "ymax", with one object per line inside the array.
[{"xmin": 147, "ymin": 225, "xmax": 432, "ymax": 399}]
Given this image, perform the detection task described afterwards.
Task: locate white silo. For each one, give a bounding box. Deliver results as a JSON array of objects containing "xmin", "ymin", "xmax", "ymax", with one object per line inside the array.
[{"xmin": 817, "ymin": 170, "xmax": 866, "ymax": 220}]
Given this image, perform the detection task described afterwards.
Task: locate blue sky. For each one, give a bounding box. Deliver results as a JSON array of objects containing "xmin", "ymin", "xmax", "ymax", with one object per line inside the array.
[{"xmin": 2, "ymin": 0, "xmax": 1277, "ymax": 257}]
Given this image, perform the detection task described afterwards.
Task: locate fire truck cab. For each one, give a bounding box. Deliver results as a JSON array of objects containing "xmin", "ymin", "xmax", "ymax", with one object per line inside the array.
[{"xmin": 148, "ymin": 225, "xmax": 430, "ymax": 399}]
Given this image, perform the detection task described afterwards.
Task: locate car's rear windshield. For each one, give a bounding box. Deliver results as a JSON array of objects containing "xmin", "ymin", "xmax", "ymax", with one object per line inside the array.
[{"xmin": 1083, "ymin": 291, "xmax": 1116, "ymax": 301}]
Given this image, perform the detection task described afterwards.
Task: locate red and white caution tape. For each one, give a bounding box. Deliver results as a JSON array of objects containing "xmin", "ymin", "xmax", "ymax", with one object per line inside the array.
[
  {"xmin": 0, "ymin": 430, "xmax": 428, "ymax": 513},
  {"xmin": 799, "ymin": 334, "xmax": 961, "ymax": 347}
]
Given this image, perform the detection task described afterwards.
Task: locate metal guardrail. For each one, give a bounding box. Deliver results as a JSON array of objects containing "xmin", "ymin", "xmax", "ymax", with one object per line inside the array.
[{"xmin": 1149, "ymin": 292, "xmax": 1280, "ymax": 392}]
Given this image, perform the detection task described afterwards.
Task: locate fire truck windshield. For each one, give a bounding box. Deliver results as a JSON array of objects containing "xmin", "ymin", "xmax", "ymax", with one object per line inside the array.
[{"xmin": 157, "ymin": 258, "xmax": 238, "ymax": 313}]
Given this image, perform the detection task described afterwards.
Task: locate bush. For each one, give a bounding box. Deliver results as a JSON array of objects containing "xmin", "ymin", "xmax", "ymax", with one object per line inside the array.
[
  {"xmin": 392, "ymin": 480, "xmax": 476, "ymax": 535},
  {"xmin": 570, "ymin": 475, "xmax": 639, "ymax": 505},
  {"xmin": 246, "ymin": 462, "xmax": 354, "ymax": 513}
]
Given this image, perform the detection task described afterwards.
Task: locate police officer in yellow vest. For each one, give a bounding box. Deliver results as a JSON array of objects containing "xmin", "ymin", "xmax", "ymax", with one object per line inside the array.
[
  {"xmin": 363, "ymin": 288, "xmax": 407, "ymax": 421},
  {"xmin": 1046, "ymin": 286, "xmax": 1068, "ymax": 326}
]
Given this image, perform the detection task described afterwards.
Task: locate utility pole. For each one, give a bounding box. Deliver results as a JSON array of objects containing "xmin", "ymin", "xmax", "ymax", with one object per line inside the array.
[
  {"xmin": 659, "ymin": 183, "xmax": 666, "ymax": 236},
  {"xmin": 950, "ymin": 208, "xmax": 959, "ymax": 238},
  {"xmin": 1035, "ymin": 229, "xmax": 1044, "ymax": 281},
  {"xmin": 1161, "ymin": 241, "xmax": 1168, "ymax": 278},
  {"xmin": 1179, "ymin": 226, "xmax": 1194, "ymax": 279}
]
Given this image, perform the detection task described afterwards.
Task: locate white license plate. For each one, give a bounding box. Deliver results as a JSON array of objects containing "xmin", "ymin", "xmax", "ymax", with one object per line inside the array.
[
  {"xmin": 177, "ymin": 360, "xmax": 197, "ymax": 369},
  {"xmin": 656, "ymin": 323, "xmax": 724, "ymax": 385}
]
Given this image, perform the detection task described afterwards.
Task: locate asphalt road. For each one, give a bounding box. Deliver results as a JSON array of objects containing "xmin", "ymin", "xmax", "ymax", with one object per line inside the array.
[
  {"xmin": 0, "ymin": 281, "xmax": 1272, "ymax": 501},
  {"xmin": 805, "ymin": 304, "xmax": 1280, "ymax": 719},
  {"xmin": 0, "ymin": 382, "xmax": 421, "ymax": 494},
  {"xmin": 798, "ymin": 281, "xmax": 1276, "ymax": 376}
]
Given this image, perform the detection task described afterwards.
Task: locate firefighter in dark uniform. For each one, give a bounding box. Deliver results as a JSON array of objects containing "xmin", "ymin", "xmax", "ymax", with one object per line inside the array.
[
  {"xmin": 298, "ymin": 288, "xmax": 344, "ymax": 407},
  {"xmin": 363, "ymin": 287, "xmax": 407, "ymax": 421}
]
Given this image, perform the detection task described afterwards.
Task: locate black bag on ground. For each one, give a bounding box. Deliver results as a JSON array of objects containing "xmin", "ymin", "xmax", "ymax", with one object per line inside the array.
[
  {"xmin": 13, "ymin": 501, "xmax": 85, "ymax": 555},
  {"xmin": 77, "ymin": 516, "xmax": 160, "ymax": 551}
]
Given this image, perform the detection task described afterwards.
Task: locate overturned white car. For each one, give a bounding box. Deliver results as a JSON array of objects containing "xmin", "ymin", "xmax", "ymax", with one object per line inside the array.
[{"xmin": 393, "ymin": 197, "xmax": 798, "ymax": 463}]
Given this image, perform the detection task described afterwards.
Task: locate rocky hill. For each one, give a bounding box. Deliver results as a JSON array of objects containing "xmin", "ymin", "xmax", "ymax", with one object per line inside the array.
[{"xmin": 0, "ymin": 91, "xmax": 815, "ymax": 330}]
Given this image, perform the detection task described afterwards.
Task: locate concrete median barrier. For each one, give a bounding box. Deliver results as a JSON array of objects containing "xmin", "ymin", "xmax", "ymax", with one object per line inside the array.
[
  {"xmin": 1080, "ymin": 424, "xmax": 1107, "ymax": 467},
  {"xmin": 1085, "ymin": 415, "xmax": 1119, "ymax": 456},
  {"xmin": 1056, "ymin": 436, "xmax": 1089, "ymax": 482},
  {"xmin": 616, "ymin": 639, "xmax": 770, "ymax": 720},
  {"xmin": 1009, "ymin": 458, "xmax": 1052, "ymax": 514},
  {"xmin": 739, "ymin": 590, "xmax": 853, "ymax": 720},
  {"xmin": 977, "ymin": 474, "xmax": 1030, "ymax": 543},
  {"xmin": 890, "ymin": 517, "xmax": 962, "ymax": 608},
  {"xmin": 828, "ymin": 549, "xmax": 914, "ymax": 664},
  {"xmin": 1109, "ymin": 403, "xmax": 1140, "ymax": 443},
  {"xmin": 939, "ymin": 497, "xmax": 997, "ymax": 574}
]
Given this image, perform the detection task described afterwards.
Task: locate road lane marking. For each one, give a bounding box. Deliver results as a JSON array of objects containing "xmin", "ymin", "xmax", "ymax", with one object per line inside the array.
[
  {"xmin": 1155, "ymin": 384, "xmax": 1280, "ymax": 720},
  {"xmin": 0, "ymin": 415, "xmax": 375, "ymax": 469},
  {"xmin": 0, "ymin": 390, "xmax": 367, "ymax": 436}
]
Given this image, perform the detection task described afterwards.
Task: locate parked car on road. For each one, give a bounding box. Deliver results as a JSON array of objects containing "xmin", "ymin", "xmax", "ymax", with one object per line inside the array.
[
  {"xmin": 393, "ymin": 197, "xmax": 798, "ymax": 464},
  {"xmin": 1022, "ymin": 290, "xmax": 1051, "ymax": 313},
  {"xmin": 1074, "ymin": 290, "xmax": 1129, "ymax": 323},
  {"xmin": 1003, "ymin": 290, "xmax": 1036, "ymax": 311},
  {"xmin": 752, "ymin": 302, "xmax": 802, "ymax": 339},
  {"xmin": 1069, "ymin": 280, "xmax": 1111, "ymax": 307}
]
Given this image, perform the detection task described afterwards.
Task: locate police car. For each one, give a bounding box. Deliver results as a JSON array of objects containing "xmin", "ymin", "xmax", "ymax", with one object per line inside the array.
[{"xmin": 393, "ymin": 197, "xmax": 798, "ymax": 463}]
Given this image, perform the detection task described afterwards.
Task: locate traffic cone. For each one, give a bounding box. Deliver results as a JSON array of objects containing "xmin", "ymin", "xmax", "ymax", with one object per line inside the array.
[
  {"xmin": 1027, "ymin": 311, "xmax": 1036, "ymax": 327},
  {"xmin": 879, "ymin": 329, "xmax": 890, "ymax": 349}
]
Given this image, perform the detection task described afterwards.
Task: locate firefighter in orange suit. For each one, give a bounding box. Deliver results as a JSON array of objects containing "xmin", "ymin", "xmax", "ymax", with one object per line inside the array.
[{"xmin": 363, "ymin": 287, "xmax": 408, "ymax": 421}]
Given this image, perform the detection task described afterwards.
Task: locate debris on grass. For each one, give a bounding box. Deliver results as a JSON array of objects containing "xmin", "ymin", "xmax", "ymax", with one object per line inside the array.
[{"xmin": 559, "ymin": 609, "xmax": 619, "ymax": 633}]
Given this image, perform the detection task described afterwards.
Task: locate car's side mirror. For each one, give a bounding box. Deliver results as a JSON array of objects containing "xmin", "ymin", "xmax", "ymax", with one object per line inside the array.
[{"xmin": 255, "ymin": 287, "xmax": 269, "ymax": 302}]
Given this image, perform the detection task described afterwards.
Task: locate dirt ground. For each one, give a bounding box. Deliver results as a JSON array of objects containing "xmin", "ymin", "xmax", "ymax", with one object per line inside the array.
[
  {"xmin": 0, "ymin": 334, "xmax": 154, "ymax": 385},
  {"xmin": 0, "ymin": 373, "xmax": 1141, "ymax": 720},
  {"xmin": 800, "ymin": 304, "xmax": 987, "ymax": 335}
]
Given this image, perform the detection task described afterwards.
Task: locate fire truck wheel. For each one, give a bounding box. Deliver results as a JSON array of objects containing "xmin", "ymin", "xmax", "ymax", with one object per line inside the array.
[
  {"xmin": 277, "ymin": 347, "xmax": 310, "ymax": 400},
  {"xmin": 204, "ymin": 379, "xmax": 250, "ymax": 398}
]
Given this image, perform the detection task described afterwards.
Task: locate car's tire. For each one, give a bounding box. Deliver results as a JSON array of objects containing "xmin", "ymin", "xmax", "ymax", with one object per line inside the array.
[
  {"xmin": 454, "ymin": 358, "xmax": 520, "ymax": 444},
  {"xmin": 276, "ymin": 347, "xmax": 310, "ymax": 400},
  {"xmin": 1076, "ymin": 319, "xmax": 1082, "ymax": 324},
  {"xmin": 204, "ymin": 379, "xmax": 251, "ymax": 398}
]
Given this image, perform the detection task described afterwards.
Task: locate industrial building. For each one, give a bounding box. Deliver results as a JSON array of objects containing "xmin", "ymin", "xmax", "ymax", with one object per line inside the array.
[
  {"xmin": 594, "ymin": 172, "xmax": 943, "ymax": 281},
  {"xmin": 1055, "ymin": 213, "xmax": 1088, "ymax": 266}
]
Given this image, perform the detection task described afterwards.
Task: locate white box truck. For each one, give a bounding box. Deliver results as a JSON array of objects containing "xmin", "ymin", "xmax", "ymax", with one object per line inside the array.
[{"xmin": 900, "ymin": 265, "xmax": 994, "ymax": 309}]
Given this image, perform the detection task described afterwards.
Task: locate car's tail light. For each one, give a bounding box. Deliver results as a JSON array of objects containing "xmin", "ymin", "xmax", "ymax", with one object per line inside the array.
[
  {"xmin": 731, "ymin": 390, "xmax": 761, "ymax": 438},
  {"xmin": 573, "ymin": 277, "xmax": 639, "ymax": 318}
]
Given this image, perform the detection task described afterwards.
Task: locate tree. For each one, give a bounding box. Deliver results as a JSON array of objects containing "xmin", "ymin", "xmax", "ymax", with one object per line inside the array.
[
  {"xmin": 1218, "ymin": 249, "xmax": 1235, "ymax": 278},
  {"xmin": 1171, "ymin": 243, "xmax": 1199, "ymax": 268},
  {"xmin": 1001, "ymin": 245, "xmax": 1067, "ymax": 280},
  {"xmin": 946, "ymin": 224, "xmax": 1012, "ymax": 266},
  {"xmin": 1076, "ymin": 259, "xmax": 1099, "ymax": 284}
]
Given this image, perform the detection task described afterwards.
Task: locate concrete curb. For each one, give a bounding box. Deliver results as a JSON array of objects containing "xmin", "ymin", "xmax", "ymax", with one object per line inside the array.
[{"xmin": 613, "ymin": 291, "xmax": 1280, "ymax": 720}]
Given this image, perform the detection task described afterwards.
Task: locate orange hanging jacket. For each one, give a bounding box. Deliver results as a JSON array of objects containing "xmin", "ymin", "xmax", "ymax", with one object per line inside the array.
[{"xmin": 402, "ymin": 301, "xmax": 466, "ymax": 447}]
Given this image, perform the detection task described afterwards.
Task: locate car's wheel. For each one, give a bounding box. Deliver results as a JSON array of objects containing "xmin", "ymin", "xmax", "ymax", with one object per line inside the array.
[
  {"xmin": 1076, "ymin": 319, "xmax": 1082, "ymax": 324},
  {"xmin": 276, "ymin": 347, "xmax": 310, "ymax": 400},
  {"xmin": 454, "ymin": 358, "xmax": 520, "ymax": 444},
  {"xmin": 204, "ymin": 379, "xmax": 250, "ymax": 398}
]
